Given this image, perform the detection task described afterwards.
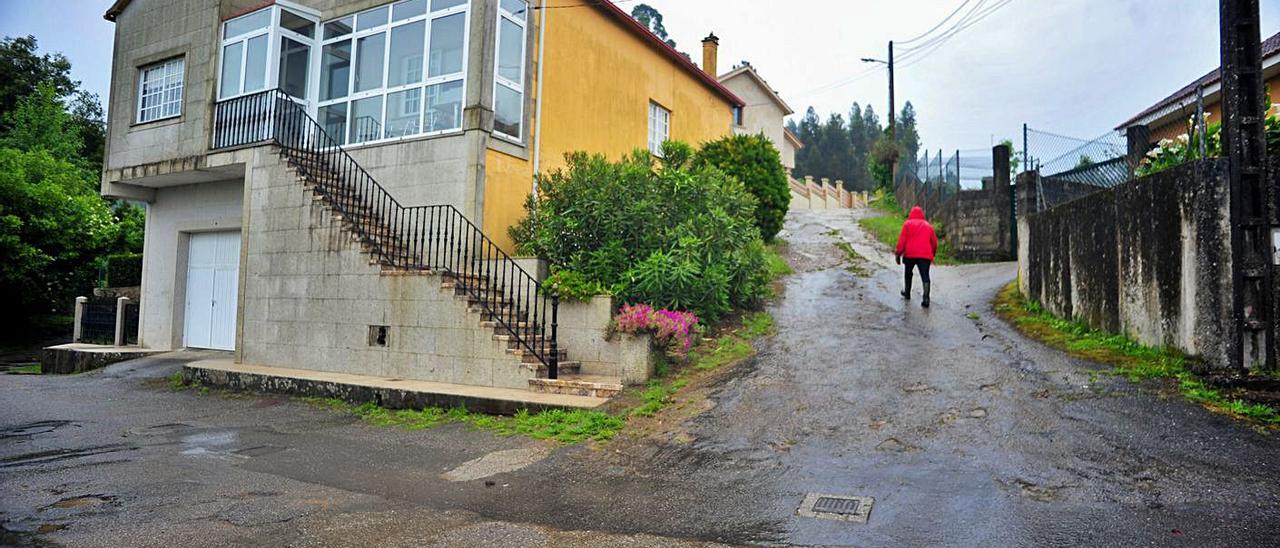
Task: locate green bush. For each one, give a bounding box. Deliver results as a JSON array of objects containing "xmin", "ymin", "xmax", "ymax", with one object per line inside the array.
[
  {"xmin": 544, "ymin": 269, "xmax": 611, "ymax": 302},
  {"xmin": 692, "ymin": 133, "xmax": 789, "ymax": 242},
  {"xmin": 510, "ymin": 148, "xmax": 768, "ymax": 320},
  {"xmin": 104, "ymin": 252, "xmax": 142, "ymax": 287}
]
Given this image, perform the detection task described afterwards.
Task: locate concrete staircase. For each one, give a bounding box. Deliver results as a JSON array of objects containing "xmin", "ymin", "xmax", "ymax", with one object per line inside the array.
[{"xmin": 275, "ymin": 148, "xmax": 622, "ymax": 399}]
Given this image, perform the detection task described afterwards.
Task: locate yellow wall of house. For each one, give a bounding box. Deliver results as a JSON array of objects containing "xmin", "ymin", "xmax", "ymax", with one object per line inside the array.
[
  {"xmin": 479, "ymin": 0, "xmax": 736, "ymax": 251},
  {"xmin": 537, "ymin": 1, "xmax": 734, "ymax": 171},
  {"xmin": 482, "ymin": 147, "xmax": 533, "ymax": 252}
]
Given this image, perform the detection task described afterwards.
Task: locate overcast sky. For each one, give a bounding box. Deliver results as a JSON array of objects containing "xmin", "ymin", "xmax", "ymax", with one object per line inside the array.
[{"xmin": 2, "ymin": 0, "xmax": 1279, "ymax": 154}]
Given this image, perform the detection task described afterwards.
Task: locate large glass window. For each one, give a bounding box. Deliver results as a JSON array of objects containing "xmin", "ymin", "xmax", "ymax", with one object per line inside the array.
[
  {"xmin": 218, "ymin": 9, "xmax": 270, "ymax": 99},
  {"xmin": 218, "ymin": 1, "xmax": 467, "ymax": 146},
  {"xmin": 318, "ymin": 0, "xmax": 469, "ymax": 145},
  {"xmin": 493, "ymin": 0, "xmax": 526, "ymax": 140},
  {"xmin": 138, "ymin": 57, "xmax": 184, "ymax": 123}
]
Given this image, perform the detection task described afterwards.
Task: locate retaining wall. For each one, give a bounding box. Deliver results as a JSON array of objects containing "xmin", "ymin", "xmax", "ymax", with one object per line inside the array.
[{"xmin": 1016, "ymin": 160, "xmax": 1236, "ymax": 368}]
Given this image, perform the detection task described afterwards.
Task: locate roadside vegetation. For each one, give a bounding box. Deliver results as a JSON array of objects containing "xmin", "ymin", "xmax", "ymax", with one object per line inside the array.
[
  {"xmin": 859, "ymin": 189, "xmax": 963, "ymax": 265},
  {"xmin": 994, "ymin": 282, "xmax": 1280, "ymax": 426}
]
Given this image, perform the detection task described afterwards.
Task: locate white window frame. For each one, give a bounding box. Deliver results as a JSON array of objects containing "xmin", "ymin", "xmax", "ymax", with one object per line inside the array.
[
  {"xmin": 316, "ymin": 0, "xmax": 470, "ymax": 146},
  {"xmin": 137, "ymin": 57, "xmax": 185, "ymax": 123},
  {"xmin": 492, "ymin": 0, "xmax": 527, "ymax": 143},
  {"xmin": 648, "ymin": 101, "xmax": 670, "ymax": 157},
  {"xmin": 218, "ymin": 8, "xmax": 272, "ymax": 100}
]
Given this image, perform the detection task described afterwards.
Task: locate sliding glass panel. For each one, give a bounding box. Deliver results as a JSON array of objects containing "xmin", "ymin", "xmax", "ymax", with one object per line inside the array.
[
  {"xmin": 355, "ymin": 6, "xmax": 388, "ymax": 31},
  {"xmin": 497, "ymin": 17, "xmax": 522, "ymax": 83},
  {"xmin": 501, "ymin": 0, "xmax": 527, "ymax": 21},
  {"xmin": 225, "ymin": 9, "xmax": 270, "ymax": 38},
  {"xmin": 392, "ymin": 0, "xmax": 427, "ymax": 21},
  {"xmin": 431, "ymin": 0, "xmax": 466, "ymax": 11},
  {"xmin": 494, "ymin": 84, "xmax": 521, "ymax": 138},
  {"xmin": 424, "ymin": 80, "xmax": 462, "ymax": 132},
  {"xmin": 385, "ymin": 88, "xmax": 421, "ymax": 138},
  {"xmin": 243, "ymin": 34, "xmax": 268, "ymax": 92},
  {"xmin": 354, "ymin": 32, "xmax": 386, "ymax": 93},
  {"xmin": 219, "ymin": 42, "xmax": 243, "ymax": 99},
  {"xmin": 324, "ymin": 16, "xmax": 353, "ymax": 39},
  {"xmin": 427, "ymin": 13, "xmax": 464, "ymax": 78},
  {"xmin": 321, "ymin": 40, "xmax": 351, "ymax": 101},
  {"xmin": 350, "ymin": 95, "xmax": 384, "ymax": 144},
  {"xmin": 319, "ymin": 103, "xmax": 348, "ymax": 145},
  {"xmin": 278, "ymin": 37, "xmax": 310, "ymax": 99},
  {"xmin": 280, "ymin": 9, "xmax": 315, "ymax": 38},
  {"xmin": 388, "ymin": 21, "xmax": 425, "ymax": 87}
]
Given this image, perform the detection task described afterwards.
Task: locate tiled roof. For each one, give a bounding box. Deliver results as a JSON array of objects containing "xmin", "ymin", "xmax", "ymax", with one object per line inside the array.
[{"xmin": 1117, "ymin": 30, "xmax": 1280, "ymax": 129}]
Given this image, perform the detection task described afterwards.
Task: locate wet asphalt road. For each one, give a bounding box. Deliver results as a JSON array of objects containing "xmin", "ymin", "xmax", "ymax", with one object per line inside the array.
[{"xmin": 3, "ymin": 208, "xmax": 1279, "ymax": 546}]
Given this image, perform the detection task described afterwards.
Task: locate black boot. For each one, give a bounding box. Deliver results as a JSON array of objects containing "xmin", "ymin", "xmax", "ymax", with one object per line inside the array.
[
  {"xmin": 922, "ymin": 282, "xmax": 931, "ymax": 308},
  {"xmin": 901, "ymin": 272, "xmax": 912, "ymax": 299}
]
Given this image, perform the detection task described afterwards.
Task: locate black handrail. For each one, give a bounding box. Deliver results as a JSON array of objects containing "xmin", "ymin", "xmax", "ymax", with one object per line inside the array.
[{"xmin": 211, "ymin": 89, "xmax": 559, "ymax": 379}]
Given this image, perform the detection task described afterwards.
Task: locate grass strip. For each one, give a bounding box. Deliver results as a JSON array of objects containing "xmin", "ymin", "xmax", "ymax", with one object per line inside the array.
[{"xmin": 994, "ymin": 282, "xmax": 1280, "ymax": 425}]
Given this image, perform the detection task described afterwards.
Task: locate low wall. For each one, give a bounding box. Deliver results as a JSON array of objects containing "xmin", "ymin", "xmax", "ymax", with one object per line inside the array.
[
  {"xmin": 1016, "ymin": 160, "xmax": 1236, "ymax": 368},
  {"xmin": 895, "ymin": 182, "xmax": 1011, "ymax": 261},
  {"xmin": 556, "ymin": 296, "xmax": 654, "ymax": 385}
]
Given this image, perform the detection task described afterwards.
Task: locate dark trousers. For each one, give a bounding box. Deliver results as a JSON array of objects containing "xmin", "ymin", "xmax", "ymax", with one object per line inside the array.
[{"xmin": 903, "ymin": 258, "xmax": 931, "ymax": 286}]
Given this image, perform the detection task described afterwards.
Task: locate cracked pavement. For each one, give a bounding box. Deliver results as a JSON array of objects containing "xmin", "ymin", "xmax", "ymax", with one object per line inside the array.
[{"xmin": 2, "ymin": 208, "xmax": 1279, "ymax": 546}]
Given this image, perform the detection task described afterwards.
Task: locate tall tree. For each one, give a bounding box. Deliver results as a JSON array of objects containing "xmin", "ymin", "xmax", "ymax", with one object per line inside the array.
[
  {"xmin": 0, "ymin": 35, "xmax": 105, "ymax": 168},
  {"xmin": 630, "ymin": 4, "xmax": 677, "ymax": 49},
  {"xmin": 895, "ymin": 101, "xmax": 921, "ymax": 180}
]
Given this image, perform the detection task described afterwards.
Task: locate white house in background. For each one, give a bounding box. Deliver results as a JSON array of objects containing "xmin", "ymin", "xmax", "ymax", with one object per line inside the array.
[{"xmin": 707, "ymin": 51, "xmax": 796, "ymax": 172}]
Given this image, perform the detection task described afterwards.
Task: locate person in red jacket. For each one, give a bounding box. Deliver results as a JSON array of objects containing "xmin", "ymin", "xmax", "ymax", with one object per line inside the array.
[{"xmin": 894, "ymin": 206, "xmax": 939, "ymax": 308}]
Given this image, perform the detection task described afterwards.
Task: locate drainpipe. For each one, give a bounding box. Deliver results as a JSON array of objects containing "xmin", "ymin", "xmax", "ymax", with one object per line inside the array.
[{"xmin": 531, "ymin": 0, "xmax": 548, "ymax": 200}]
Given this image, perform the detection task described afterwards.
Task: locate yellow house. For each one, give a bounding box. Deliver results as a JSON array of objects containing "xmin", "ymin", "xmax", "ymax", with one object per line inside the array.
[
  {"xmin": 1118, "ymin": 30, "xmax": 1280, "ymax": 142},
  {"xmin": 482, "ymin": 0, "xmax": 744, "ymax": 247}
]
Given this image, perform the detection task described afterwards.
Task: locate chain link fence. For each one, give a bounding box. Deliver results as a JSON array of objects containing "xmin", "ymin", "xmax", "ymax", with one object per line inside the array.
[{"xmin": 1022, "ymin": 126, "xmax": 1134, "ymax": 212}]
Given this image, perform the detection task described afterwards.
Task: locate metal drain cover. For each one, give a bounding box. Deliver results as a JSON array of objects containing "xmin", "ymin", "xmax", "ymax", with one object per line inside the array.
[{"xmin": 797, "ymin": 493, "xmax": 874, "ymax": 523}]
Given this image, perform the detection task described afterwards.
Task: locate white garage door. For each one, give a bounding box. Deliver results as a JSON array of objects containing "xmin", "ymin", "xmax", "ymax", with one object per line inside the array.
[{"xmin": 184, "ymin": 231, "xmax": 240, "ymax": 350}]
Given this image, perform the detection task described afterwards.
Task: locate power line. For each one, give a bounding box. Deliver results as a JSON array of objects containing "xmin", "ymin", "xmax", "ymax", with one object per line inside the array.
[
  {"xmin": 896, "ymin": 0, "xmax": 976, "ymax": 45},
  {"xmin": 894, "ymin": 0, "xmax": 1014, "ymax": 69}
]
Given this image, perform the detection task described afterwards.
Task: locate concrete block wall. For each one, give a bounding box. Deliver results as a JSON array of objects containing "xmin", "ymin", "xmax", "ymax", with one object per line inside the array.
[
  {"xmin": 239, "ymin": 150, "xmax": 539, "ymax": 389},
  {"xmin": 104, "ymin": 0, "xmax": 221, "ymax": 172},
  {"xmin": 1017, "ymin": 160, "xmax": 1235, "ymax": 368},
  {"xmin": 556, "ymin": 296, "xmax": 654, "ymax": 385}
]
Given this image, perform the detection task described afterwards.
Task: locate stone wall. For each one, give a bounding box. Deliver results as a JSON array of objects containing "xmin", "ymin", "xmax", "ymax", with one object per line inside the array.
[
  {"xmin": 943, "ymin": 187, "xmax": 1013, "ymax": 262},
  {"xmin": 1016, "ymin": 160, "xmax": 1236, "ymax": 368}
]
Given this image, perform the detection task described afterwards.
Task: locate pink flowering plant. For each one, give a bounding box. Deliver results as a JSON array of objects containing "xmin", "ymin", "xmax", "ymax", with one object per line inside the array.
[{"xmin": 613, "ymin": 303, "xmax": 700, "ymax": 358}]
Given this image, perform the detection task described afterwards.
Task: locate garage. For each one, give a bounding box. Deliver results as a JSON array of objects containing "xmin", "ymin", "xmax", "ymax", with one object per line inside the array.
[{"xmin": 183, "ymin": 231, "xmax": 240, "ymax": 350}]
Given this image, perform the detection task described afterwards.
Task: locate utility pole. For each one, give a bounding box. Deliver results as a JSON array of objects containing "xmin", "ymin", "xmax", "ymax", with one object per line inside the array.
[
  {"xmin": 888, "ymin": 41, "xmax": 895, "ymax": 143},
  {"xmin": 888, "ymin": 41, "xmax": 896, "ymax": 185},
  {"xmin": 1221, "ymin": 0, "xmax": 1274, "ymax": 370}
]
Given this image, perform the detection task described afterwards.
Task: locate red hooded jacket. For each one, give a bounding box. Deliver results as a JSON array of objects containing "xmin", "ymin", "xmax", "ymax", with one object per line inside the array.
[{"xmin": 895, "ymin": 206, "xmax": 939, "ymax": 261}]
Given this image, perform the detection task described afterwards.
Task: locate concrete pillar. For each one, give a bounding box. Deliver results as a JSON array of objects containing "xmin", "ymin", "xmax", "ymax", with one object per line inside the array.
[
  {"xmin": 73, "ymin": 296, "xmax": 87, "ymax": 343},
  {"xmin": 114, "ymin": 297, "xmax": 131, "ymax": 347},
  {"xmin": 1126, "ymin": 124, "xmax": 1151, "ymax": 175}
]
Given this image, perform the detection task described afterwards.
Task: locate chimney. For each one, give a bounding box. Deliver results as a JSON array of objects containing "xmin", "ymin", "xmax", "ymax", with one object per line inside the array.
[{"xmin": 702, "ymin": 33, "xmax": 719, "ymax": 77}]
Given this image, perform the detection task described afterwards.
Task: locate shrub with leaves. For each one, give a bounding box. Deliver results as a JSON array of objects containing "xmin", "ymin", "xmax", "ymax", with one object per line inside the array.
[
  {"xmin": 510, "ymin": 147, "xmax": 768, "ymax": 320},
  {"xmin": 692, "ymin": 133, "xmax": 790, "ymax": 242},
  {"xmin": 544, "ymin": 269, "xmax": 610, "ymax": 302}
]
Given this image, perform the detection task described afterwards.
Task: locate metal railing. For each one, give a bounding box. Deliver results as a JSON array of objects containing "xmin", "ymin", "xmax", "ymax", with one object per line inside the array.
[{"xmin": 211, "ymin": 89, "xmax": 560, "ymax": 378}]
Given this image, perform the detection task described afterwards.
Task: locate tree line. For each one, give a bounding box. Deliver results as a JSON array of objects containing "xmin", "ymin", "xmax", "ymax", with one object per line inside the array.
[
  {"xmin": 787, "ymin": 101, "xmax": 921, "ymax": 192},
  {"xmin": 1, "ymin": 35, "xmax": 144, "ymax": 340}
]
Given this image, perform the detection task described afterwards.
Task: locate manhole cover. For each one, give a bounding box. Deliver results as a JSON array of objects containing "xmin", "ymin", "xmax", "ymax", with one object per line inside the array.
[
  {"xmin": 813, "ymin": 496, "xmax": 860, "ymax": 515},
  {"xmin": 797, "ymin": 493, "xmax": 874, "ymax": 523}
]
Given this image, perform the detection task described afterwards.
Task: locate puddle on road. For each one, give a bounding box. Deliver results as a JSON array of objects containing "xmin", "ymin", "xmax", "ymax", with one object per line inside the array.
[{"xmin": 180, "ymin": 431, "xmax": 239, "ymax": 457}]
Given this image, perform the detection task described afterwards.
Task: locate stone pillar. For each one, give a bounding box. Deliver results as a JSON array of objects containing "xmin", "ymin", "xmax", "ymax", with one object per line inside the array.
[
  {"xmin": 114, "ymin": 297, "xmax": 131, "ymax": 347},
  {"xmin": 1126, "ymin": 124, "xmax": 1152, "ymax": 175},
  {"xmin": 994, "ymin": 144, "xmax": 1013, "ymax": 258},
  {"xmin": 73, "ymin": 296, "xmax": 87, "ymax": 343}
]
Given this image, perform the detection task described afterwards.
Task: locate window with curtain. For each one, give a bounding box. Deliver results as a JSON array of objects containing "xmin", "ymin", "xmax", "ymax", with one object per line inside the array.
[{"xmin": 137, "ymin": 57, "xmax": 184, "ymax": 122}]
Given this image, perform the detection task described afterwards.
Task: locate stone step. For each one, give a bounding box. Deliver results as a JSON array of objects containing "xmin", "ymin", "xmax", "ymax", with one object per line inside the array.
[{"xmin": 527, "ymin": 374, "xmax": 622, "ymax": 399}]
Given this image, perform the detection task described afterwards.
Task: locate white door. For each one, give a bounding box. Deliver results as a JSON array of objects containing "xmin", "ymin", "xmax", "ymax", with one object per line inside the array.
[{"xmin": 184, "ymin": 231, "xmax": 240, "ymax": 350}]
